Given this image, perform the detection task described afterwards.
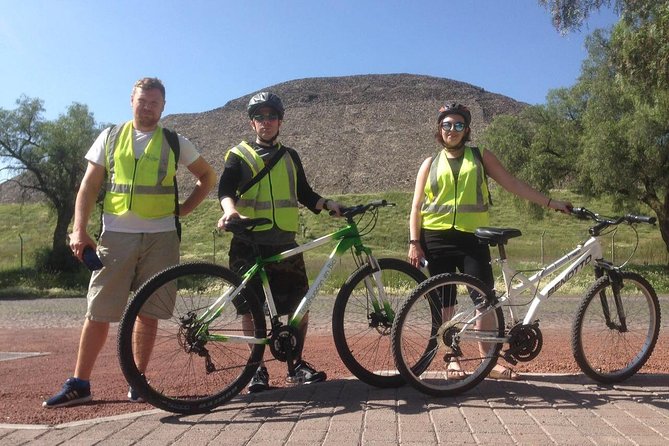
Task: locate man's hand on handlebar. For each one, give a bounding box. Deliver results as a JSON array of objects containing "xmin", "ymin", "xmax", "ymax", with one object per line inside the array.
[
  {"xmin": 217, "ymin": 211, "xmax": 242, "ymax": 231},
  {"xmin": 322, "ymin": 198, "xmax": 344, "ymax": 217}
]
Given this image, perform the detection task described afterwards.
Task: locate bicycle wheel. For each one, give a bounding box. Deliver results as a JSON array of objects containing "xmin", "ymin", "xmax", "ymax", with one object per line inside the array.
[
  {"xmin": 332, "ymin": 258, "xmax": 427, "ymax": 388},
  {"xmin": 572, "ymin": 271, "xmax": 660, "ymax": 384},
  {"xmin": 392, "ymin": 273, "xmax": 504, "ymax": 397},
  {"xmin": 118, "ymin": 262, "xmax": 266, "ymax": 414}
]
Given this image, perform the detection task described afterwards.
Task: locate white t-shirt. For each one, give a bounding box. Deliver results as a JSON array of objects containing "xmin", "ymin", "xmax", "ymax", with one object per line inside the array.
[{"xmin": 86, "ymin": 126, "xmax": 201, "ymax": 233}]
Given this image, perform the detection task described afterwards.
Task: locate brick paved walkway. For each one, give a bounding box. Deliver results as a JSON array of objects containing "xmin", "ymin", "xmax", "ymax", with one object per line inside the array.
[{"xmin": 2, "ymin": 373, "xmax": 668, "ymax": 445}]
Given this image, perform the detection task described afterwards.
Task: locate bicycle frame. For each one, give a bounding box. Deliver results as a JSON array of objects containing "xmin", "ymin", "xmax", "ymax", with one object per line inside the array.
[
  {"xmin": 451, "ymin": 235, "xmax": 608, "ymax": 348},
  {"xmin": 496, "ymin": 235, "xmax": 604, "ymax": 330},
  {"xmin": 199, "ymin": 217, "xmax": 384, "ymax": 344}
]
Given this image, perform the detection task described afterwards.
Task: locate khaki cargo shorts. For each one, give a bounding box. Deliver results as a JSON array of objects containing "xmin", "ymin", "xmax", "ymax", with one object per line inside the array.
[{"xmin": 86, "ymin": 231, "xmax": 180, "ymax": 322}]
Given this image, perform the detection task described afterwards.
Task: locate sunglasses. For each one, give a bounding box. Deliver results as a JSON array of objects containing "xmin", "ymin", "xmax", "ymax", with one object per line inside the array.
[
  {"xmin": 252, "ymin": 114, "xmax": 279, "ymax": 122},
  {"xmin": 441, "ymin": 121, "xmax": 466, "ymax": 132}
]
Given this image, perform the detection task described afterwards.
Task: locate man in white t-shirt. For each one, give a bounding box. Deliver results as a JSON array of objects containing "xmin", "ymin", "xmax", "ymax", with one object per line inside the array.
[{"xmin": 43, "ymin": 77, "xmax": 216, "ymax": 408}]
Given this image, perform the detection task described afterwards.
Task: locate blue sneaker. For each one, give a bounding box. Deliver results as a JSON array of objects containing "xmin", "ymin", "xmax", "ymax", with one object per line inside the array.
[
  {"xmin": 42, "ymin": 377, "xmax": 92, "ymax": 408},
  {"xmin": 127, "ymin": 386, "xmax": 145, "ymax": 403}
]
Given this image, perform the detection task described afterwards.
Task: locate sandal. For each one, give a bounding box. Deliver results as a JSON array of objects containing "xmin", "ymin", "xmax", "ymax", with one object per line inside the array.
[
  {"xmin": 488, "ymin": 366, "xmax": 521, "ymax": 381},
  {"xmin": 446, "ymin": 358, "xmax": 466, "ymax": 380}
]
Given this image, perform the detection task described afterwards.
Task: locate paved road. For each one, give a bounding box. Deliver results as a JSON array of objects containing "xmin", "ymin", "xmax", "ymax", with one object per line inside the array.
[
  {"xmin": 2, "ymin": 373, "xmax": 669, "ymax": 445},
  {"xmin": 2, "ymin": 297, "xmax": 669, "ymax": 445}
]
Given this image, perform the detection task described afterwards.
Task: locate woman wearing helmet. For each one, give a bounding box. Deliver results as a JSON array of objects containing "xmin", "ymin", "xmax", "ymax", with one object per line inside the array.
[
  {"xmin": 407, "ymin": 103, "xmax": 571, "ymax": 381},
  {"xmin": 217, "ymin": 92, "xmax": 343, "ymax": 393}
]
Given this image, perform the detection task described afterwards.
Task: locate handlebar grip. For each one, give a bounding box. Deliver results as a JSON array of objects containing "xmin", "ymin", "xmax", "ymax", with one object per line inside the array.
[
  {"xmin": 626, "ymin": 214, "xmax": 656, "ymax": 225},
  {"xmin": 571, "ymin": 207, "xmax": 591, "ymax": 220}
]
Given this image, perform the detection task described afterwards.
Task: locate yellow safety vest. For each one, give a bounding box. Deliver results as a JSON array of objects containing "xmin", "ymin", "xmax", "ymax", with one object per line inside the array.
[
  {"xmin": 227, "ymin": 141, "xmax": 298, "ymax": 232},
  {"xmin": 103, "ymin": 121, "xmax": 177, "ymax": 219},
  {"xmin": 421, "ymin": 147, "xmax": 490, "ymax": 232}
]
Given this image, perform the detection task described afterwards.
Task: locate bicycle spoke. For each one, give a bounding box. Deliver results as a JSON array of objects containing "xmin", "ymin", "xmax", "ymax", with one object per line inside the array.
[
  {"xmin": 332, "ymin": 258, "xmax": 426, "ymax": 388},
  {"xmin": 573, "ymin": 272, "xmax": 660, "ymax": 383},
  {"xmin": 118, "ymin": 263, "xmax": 265, "ymax": 414},
  {"xmin": 392, "ymin": 273, "xmax": 503, "ymax": 397}
]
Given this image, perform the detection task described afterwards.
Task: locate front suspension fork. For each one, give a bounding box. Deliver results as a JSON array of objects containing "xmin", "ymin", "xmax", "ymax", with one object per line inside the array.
[{"xmin": 595, "ymin": 265, "xmax": 627, "ymax": 332}]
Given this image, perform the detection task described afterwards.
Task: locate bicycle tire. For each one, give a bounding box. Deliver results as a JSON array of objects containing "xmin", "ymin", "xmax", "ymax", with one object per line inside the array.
[
  {"xmin": 572, "ymin": 271, "xmax": 660, "ymax": 384},
  {"xmin": 391, "ymin": 273, "xmax": 504, "ymax": 397},
  {"xmin": 332, "ymin": 258, "xmax": 427, "ymax": 388},
  {"xmin": 118, "ymin": 262, "xmax": 266, "ymax": 414}
]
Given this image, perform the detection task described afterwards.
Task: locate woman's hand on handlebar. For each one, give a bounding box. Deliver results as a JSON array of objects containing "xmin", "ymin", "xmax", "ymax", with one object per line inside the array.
[{"xmin": 548, "ymin": 198, "xmax": 573, "ymax": 214}]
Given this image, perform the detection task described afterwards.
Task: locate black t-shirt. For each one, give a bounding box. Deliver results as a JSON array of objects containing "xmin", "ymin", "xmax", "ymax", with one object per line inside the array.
[{"xmin": 217, "ymin": 141, "xmax": 323, "ymax": 245}]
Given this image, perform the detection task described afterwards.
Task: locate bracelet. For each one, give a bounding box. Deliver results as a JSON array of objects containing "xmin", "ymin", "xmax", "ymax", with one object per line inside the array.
[
  {"xmin": 547, "ymin": 198, "xmax": 552, "ymax": 208},
  {"xmin": 409, "ymin": 239, "xmax": 420, "ymax": 246}
]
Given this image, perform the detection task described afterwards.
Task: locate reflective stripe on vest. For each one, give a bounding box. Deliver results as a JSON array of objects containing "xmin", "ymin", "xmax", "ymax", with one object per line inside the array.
[
  {"xmin": 227, "ymin": 141, "xmax": 298, "ymax": 232},
  {"xmin": 103, "ymin": 121, "xmax": 177, "ymax": 219},
  {"xmin": 421, "ymin": 147, "xmax": 490, "ymax": 232}
]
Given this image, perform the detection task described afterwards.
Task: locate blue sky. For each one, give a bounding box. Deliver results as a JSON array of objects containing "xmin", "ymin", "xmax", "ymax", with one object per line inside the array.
[{"xmin": 1, "ymin": 0, "xmax": 618, "ymax": 125}]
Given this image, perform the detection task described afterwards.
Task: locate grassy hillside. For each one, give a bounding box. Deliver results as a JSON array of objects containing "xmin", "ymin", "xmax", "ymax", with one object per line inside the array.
[{"xmin": 0, "ymin": 190, "xmax": 667, "ymax": 297}]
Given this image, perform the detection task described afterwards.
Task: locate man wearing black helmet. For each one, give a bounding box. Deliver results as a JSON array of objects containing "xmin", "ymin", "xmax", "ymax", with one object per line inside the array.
[
  {"xmin": 217, "ymin": 92, "xmax": 342, "ymax": 393},
  {"xmin": 407, "ymin": 103, "xmax": 572, "ymax": 381}
]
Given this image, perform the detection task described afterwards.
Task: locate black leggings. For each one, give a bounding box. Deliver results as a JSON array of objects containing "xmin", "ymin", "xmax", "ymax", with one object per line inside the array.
[{"xmin": 422, "ymin": 228, "xmax": 494, "ymax": 307}]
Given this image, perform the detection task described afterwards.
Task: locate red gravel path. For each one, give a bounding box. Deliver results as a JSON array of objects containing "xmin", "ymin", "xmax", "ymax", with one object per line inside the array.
[{"xmin": 2, "ymin": 324, "xmax": 669, "ymax": 426}]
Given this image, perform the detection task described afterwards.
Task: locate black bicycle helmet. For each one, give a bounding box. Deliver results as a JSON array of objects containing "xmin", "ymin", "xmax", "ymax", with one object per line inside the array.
[
  {"xmin": 247, "ymin": 92, "xmax": 285, "ymax": 119},
  {"xmin": 436, "ymin": 103, "xmax": 471, "ymax": 127}
]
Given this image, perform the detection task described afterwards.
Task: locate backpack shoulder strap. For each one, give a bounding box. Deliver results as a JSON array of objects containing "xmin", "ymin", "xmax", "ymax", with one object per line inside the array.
[
  {"xmin": 470, "ymin": 146, "xmax": 493, "ymax": 205},
  {"xmin": 162, "ymin": 127, "xmax": 182, "ymax": 240},
  {"xmin": 162, "ymin": 127, "xmax": 181, "ymax": 166},
  {"xmin": 470, "ymin": 146, "xmax": 483, "ymax": 165}
]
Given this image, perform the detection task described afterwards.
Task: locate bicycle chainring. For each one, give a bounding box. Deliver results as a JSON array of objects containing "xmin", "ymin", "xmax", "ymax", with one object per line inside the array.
[
  {"xmin": 505, "ymin": 322, "xmax": 543, "ymax": 363},
  {"xmin": 269, "ymin": 325, "xmax": 302, "ymax": 362}
]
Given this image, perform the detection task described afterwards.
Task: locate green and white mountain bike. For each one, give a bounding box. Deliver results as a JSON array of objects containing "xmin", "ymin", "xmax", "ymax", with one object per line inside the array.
[{"xmin": 118, "ymin": 200, "xmax": 426, "ymax": 414}]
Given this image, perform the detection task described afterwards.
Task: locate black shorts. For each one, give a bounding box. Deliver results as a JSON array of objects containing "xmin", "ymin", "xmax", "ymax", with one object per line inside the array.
[{"xmin": 229, "ymin": 238, "xmax": 309, "ymax": 316}]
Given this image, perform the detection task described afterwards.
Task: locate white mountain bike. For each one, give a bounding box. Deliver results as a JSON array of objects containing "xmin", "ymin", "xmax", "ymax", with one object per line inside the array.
[{"xmin": 391, "ymin": 207, "xmax": 660, "ymax": 397}]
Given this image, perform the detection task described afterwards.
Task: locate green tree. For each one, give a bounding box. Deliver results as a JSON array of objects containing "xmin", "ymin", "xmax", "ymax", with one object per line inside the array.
[
  {"xmin": 539, "ymin": 0, "xmax": 618, "ymax": 33},
  {"xmin": 0, "ymin": 97, "xmax": 102, "ymax": 270},
  {"xmin": 611, "ymin": 3, "xmax": 669, "ymax": 94},
  {"xmin": 540, "ymin": 0, "xmax": 669, "ymax": 93},
  {"xmin": 479, "ymin": 102, "xmax": 580, "ymax": 218},
  {"xmin": 575, "ymin": 31, "xmax": 669, "ymax": 256},
  {"xmin": 490, "ymin": 22, "xmax": 669, "ymax": 257}
]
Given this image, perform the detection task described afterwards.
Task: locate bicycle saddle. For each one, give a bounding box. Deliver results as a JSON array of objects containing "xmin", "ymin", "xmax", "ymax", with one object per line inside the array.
[{"xmin": 475, "ymin": 227, "xmax": 522, "ymax": 246}]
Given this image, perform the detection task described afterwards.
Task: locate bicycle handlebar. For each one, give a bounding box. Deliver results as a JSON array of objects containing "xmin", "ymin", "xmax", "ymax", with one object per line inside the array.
[
  {"xmin": 337, "ymin": 199, "xmax": 392, "ymax": 219},
  {"xmin": 223, "ymin": 217, "xmax": 272, "ymax": 234},
  {"xmin": 571, "ymin": 207, "xmax": 656, "ymax": 236},
  {"xmin": 224, "ymin": 200, "xmax": 394, "ymax": 233}
]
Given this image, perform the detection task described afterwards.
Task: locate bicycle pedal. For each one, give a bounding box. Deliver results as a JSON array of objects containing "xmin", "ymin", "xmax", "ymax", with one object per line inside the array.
[{"xmin": 501, "ymin": 352, "xmax": 519, "ymax": 366}]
